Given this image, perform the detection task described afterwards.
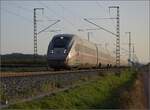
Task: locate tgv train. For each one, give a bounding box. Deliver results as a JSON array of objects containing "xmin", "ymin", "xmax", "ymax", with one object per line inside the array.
[{"xmin": 47, "ymin": 34, "xmax": 128, "ymax": 69}]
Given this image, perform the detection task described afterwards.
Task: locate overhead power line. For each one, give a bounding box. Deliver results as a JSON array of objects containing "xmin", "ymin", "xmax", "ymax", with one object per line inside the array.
[
  {"xmin": 38, "ymin": 20, "xmax": 60, "ymax": 34},
  {"xmin": 113, "ymin": 43, "xmax": 128, "ymax": 52},
  {"xmin": 6, "ymin": 2, "xmax": 59, "ymax": 23},
  {"xmin": 2, "ymin": 8, "xmax": 32, "ymax": 23},
  {"xmin": 84, "ymin": 18, "xmax": 117, "ymax": 36},
  {"xmin": 54, "ymin": 1, "xmax": 89, "ymax": 29},
  {"xmin": 84, "ymin": 6, "xmax": 121, "ymax": 67},
  {"xmin": 6, "ymin": 2, "xmax": 33, "ymax": 13},
  {"xmin": 38, "ymin": 1, "xmax": 77, "ymax": 31},
  {"xmin": 84, "ymin": 6, "xmax": 120, "ymax": 67},
  {"xmin": 95, "ymin": 1, "xmax": 116, "ymax": 29},
  {"xmin": 86, "ymin": 17, "xmax": 117, "ymax": 20}
]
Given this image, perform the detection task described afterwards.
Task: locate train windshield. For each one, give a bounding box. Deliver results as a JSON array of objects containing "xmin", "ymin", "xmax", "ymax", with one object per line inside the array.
[{"xmin": 52, "ymin": 37, "xmax": 71, "ymax": 48}]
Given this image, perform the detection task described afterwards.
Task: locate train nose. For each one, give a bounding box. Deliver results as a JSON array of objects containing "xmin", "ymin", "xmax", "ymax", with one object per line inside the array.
[
  {"xmin": 48, "ymin": 48, "xmax": 67, "ymax": 59},
  {"xmin": 48, "ymin": 60, "xmax": 67, "ymax": 68},
  {"xmin": 47, "ymin": 48, "xmax": 68, "ymax": 68}
]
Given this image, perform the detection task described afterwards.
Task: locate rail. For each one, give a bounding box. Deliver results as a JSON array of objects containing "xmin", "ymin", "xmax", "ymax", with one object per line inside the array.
[{"xmin": 0, "ymin": 68, "xmax": 110, "ymax": 78}]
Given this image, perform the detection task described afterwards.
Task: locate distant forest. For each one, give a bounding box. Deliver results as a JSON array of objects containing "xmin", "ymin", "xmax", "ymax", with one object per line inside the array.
[{"xmin": 1, "ymin": 53, "xmax": 47, "ymax": 66}]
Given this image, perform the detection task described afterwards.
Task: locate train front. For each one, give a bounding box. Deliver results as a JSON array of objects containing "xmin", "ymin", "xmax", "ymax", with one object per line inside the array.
[{"xmin": 47, "ymin": 34, "xmax": 74, "ymax": 69}]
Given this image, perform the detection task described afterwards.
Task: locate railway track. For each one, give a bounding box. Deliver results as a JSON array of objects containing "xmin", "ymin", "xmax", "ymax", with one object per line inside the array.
[
  {"xmin": 0, "ymin": 68, "xmax": 114, "ymax": 78},
  {"xmin": 0, "ymin": 67, "xmax": 124, "ymax": 108},
  {"xmin": 1, "ymin": 66, "xmax": 49, "ymax": 72}
]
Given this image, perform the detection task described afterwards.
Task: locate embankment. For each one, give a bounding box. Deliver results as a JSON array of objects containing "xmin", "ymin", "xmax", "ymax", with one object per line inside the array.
[{"xmin": 5, "ymin": 69, "xmax": 137, "ymax": 109}]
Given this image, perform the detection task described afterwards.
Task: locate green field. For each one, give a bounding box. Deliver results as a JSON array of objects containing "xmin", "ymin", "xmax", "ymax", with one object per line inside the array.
[{"xmin": 5, "ymin": 69, "xmax": 137, "ymax": 109}]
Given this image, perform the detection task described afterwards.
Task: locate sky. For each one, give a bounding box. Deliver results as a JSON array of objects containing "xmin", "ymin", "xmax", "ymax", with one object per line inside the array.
[{"xmin": 0, "ymin": 0, "xmax": 149, "ymax": 64}]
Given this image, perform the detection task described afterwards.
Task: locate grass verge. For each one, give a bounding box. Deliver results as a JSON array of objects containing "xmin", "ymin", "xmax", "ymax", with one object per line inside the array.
[{"xmin": 5, "ymin": 69, "xmax": 137, "ymax": 109}]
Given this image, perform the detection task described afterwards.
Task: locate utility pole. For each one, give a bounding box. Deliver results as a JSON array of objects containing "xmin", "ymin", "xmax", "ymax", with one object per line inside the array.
[
  {"xmin": 109, "ymin": 6, "xmax": 120, "ymax": 67},
  {"xmin": 77, "ymin": 29, "xmax": 92, "ymax": 41},
  {"xmin": 132, "ymin": 44, "xmax": 134, "ymax": 63},
  {"xmin": 125, "ymin": 32, "xmax": 131, "ymax": 66},
  {"xmin": 84, "ymin": 9, "xmax": 119, "ymax": 66},
  {"xmin": 84, "ymin": 6, "xmax": 120, "ymax": 67},
  {"xmin": 33, "ymin": 8, "xmax": 44, "ymax": 61},
  {"xmin": 87, "ymin": 32, "xmax": 93, "ymax": 41},
  {"xmin": 87, "ymin": 32, "xmax": 90, "ymax": 41}
]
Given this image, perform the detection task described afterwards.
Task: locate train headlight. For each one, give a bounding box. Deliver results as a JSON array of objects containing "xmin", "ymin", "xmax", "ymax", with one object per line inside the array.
[
  {"xmin": 64, "ymin": 49, "xmax": 67, "ymax": 54},
  {"xmin": 50, "ymin": 50, "xmax": 54, "ymax": 54}
]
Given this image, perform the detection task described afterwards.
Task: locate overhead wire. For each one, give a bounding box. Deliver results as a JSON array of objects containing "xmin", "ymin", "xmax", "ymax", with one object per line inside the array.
[
  {"xmin": 57, "ymin": 2, "xmax": 101, "ymax": 39},
  {"xmin": 94, "ymin": 1, "xmax": 118, "ymax": 45},
  {"xmin": 95, "ymin": 1, "xmax": 130, "ymax": 60},
  {"xmin": 96, "ymin": 1, "xmax": 116, "ymax": 29},
  {"xmin": 6, "ymin": 2, "xmax": 33, "ymax": 13},
  {"xmin": 38, "ymin": 1, "xmax": 77, "ymax": 32},
  {"xmin": 54, "ymin": 1, "xmax": 92, "ymax": 31},
  {"xmin": 112, "ymin": 43, "xmax": 129, "ymax": 54},
  {"xmin": 2, "ymin": 8, "xmax": 32, "ymax": 23},
  {"xmin": 3, "ymin": 2, "xmax": 62, "ymax": 39},
  {"xmin": 79, "ymin": 1, "xmax": 117, "ymax": 41},
  {"xmin": 6, "ymin": 2, "xmax": 57, "ymax": 22},
  {"xmin": 95, "ymin": 1, "xmax": 115, "ymax": 29},
  {"xmin": 97, "ymin": 1, "xmax": 131, "ymax": 55},
  {"xmin": 6, "ymin": 2, "xmax": 63, "ymax": 35}
]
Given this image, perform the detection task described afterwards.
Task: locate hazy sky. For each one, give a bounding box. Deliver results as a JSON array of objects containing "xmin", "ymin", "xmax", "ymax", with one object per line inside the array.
[{"xmin": 0, "ymin": 1, "xmax": 149, "ymax": 63}]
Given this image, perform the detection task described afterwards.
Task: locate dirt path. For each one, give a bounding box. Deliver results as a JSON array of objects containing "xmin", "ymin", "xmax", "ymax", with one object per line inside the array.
[
  {"xmin": 120, "ymin": 64, "xmax": 150, "ymax": 109},
  {"xmin": 142, "ymin": 64, "xmax": 150, "ymax": 109}
]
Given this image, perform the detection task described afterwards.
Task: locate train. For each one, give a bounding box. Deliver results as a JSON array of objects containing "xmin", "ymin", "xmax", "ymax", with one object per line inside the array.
[{"xmin": 47, "ymin": 34, "xmax": 128, "ymax": 69}]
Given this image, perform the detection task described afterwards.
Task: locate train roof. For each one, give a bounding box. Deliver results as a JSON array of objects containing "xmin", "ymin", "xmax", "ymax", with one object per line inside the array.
[
  {"xmin": 53, "ymin": 34, "xmax": 75, "ymax": 38},
  {"xmin": 53, "ymin": 34, "xmax": 102, "ymax": 47}
]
